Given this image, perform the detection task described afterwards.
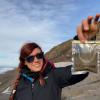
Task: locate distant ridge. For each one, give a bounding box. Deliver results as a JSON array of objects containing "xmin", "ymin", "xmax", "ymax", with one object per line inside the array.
[{"xmin": 45, "ymin": 39, "xmax": 72, "ymax": 63}]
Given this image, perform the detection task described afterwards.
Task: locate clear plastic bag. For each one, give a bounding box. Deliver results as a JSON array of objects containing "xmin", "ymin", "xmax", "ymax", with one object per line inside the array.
[{"xmin": 72, "ymin": 40, "xmax": 100, "ymax": 73}]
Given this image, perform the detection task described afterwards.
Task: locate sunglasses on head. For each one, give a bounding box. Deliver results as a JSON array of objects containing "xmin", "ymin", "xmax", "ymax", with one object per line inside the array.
[{"xmin": 25, "ymin": 52, "xmax": 44, "ymax": 63}]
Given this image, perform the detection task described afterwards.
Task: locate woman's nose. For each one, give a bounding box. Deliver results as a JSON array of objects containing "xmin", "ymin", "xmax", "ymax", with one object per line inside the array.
[{"xmin": 34, "ymin": 56, "xmax": 39, "ymax": 62}]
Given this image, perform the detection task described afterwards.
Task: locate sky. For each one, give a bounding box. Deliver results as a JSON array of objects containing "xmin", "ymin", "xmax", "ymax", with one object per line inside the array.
[{"xmin": 0, "ymin": 0, "xmax": 100, "ymax": 67}]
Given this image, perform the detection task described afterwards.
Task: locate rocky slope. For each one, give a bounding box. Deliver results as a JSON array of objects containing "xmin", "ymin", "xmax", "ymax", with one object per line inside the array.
[{"xmin": 45, "ymin": 39, "xmax": 72, "ymax": 62}]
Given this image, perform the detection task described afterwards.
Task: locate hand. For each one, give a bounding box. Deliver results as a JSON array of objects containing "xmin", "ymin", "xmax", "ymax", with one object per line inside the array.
[{"xmin": 77, "ymin": 14, "xmax": 100, "ymax": 42}]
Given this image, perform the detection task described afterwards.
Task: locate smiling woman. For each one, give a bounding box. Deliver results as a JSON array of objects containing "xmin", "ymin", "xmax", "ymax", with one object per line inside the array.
[{"xmin": 9, "ymin": 42, "xmax": 89, "ymax": 100}]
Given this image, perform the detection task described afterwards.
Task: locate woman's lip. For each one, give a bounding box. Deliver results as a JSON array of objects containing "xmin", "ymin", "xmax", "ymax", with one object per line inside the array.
[
  {"xmin": 35, "ymin": 64, "xmax": 40, "ymax": 67},
  {"xmin": 32, "ymin": 64, "xmax": 40, "ymax": 67}
]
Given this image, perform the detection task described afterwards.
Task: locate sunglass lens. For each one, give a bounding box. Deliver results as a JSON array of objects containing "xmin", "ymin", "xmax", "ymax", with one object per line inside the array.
[
  {"xmin": 26, "ymin": 56, "xmax": 34, "ymax": 63},
  {"xmin": 36, "ymin": 52, "xmax": 44, "ymax": 59}
]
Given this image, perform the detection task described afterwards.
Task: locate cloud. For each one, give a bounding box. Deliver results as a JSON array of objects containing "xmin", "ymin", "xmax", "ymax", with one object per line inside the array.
[{"xmin": 0, "ymin": 0, "xmax": 81, "ymax": 66}]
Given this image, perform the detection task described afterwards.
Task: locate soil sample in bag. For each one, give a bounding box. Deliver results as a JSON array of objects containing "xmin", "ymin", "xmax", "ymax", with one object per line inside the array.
[{"xmin": 72, "ymin": 41, "xmax": 100, "ymax": 73}]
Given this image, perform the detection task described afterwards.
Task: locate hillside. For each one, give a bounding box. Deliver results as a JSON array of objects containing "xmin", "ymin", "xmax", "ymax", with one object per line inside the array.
[{"xmin": 45, "ymin": 39, "xmax": 72, "ymax": 62}]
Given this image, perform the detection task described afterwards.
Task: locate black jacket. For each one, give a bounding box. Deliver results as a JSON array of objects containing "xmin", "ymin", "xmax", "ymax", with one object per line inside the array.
[{"xmin": 13, "ymin": 64, "xmax": 88, "ymax": 100}]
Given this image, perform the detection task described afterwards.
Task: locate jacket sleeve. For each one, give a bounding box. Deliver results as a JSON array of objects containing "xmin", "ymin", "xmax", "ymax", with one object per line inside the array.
[
  {"xmin": 53, "ymin": 65, "xmax": 89, "ymax": 88},
  {"xmin": 73, "ymin": 35, "xmax": 96, "ymax": 40},
  {"xmin": 68, "ymin": 72, "xmax": 89, "ymax": 86},
  {"xmin": 53, "ymin": 65, "xmax": 72, "ymax": 88},
  {"xmin": 73, "ymin": 35, "xmax": 79, "ymax": 40}
]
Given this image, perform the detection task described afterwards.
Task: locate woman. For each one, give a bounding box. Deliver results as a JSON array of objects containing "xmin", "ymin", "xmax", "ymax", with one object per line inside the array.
[
  {"xmin": 9, "ymin": 42, "xmax": 89, "ymax": 100},
  {"xmin": 9, "ymin": 14, "xmax": 100, "ymax": 100}
]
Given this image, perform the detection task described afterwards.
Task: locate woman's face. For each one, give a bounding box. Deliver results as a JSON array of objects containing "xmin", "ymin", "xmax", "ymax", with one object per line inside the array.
[{"xmin": 25, "ymin": 48, "xmax": 44, "ymax": 72}]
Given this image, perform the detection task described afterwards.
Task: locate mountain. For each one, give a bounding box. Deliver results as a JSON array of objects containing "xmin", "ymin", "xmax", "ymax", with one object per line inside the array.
[{"xmin": 45, "ymin": 39, "xmax": 72, "ymax": 63}]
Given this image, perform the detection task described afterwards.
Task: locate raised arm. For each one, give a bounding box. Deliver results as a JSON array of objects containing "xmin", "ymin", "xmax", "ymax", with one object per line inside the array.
[{"xmin": 53, "ymin": 66, "xmax": 89, "ymax": 88}]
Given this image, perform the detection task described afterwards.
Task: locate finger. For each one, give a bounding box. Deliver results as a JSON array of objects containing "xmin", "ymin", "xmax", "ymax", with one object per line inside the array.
[
  {"xmin": 94, "ymin": 14, "xmax": 100, "ymax": 23},
  {"xmin": 82, "ymin": 19, "xmax": 89, "ymax": 31},
  {"xmin": 87, "ymin": 16, "xmax": 94, "ymax": 24},
  {"xmin": 77, "ymin": 25, "xmax": 86, "ymax": 42},
  {"xmin": 87, "ymin": 16, "xmax": 94, "ymax": 32}
]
